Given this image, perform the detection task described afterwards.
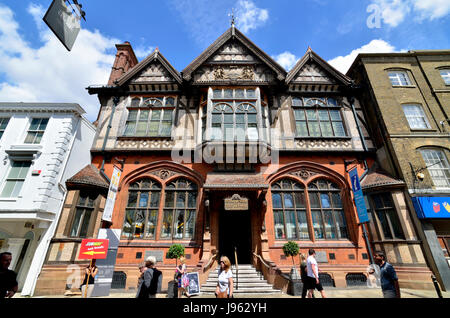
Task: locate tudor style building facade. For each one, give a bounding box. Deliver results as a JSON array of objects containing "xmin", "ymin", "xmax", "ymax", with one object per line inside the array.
[{"xmin": 35, "ymin": 27, "xmax": 433, "ymax": 295}]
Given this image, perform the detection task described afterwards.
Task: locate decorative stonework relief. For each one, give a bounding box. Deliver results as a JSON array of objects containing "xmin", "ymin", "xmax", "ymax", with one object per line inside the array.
[
  {"xmin": 149, "ymin": 169, "xmax": 177, "ymax": 180},
  {"xmin": 289, "ymin": 169, "xmax": 319, "ymax": 181},
  {"xmin": 132, "ymin": 62, "xmax": 174, "ymax": 83},
  {"xmin": 293, "ymin": 62, "xmax": 335, "ymax": 83},
  {"xmin": 295, "ymin": 139, "xmax": 352, "ymax": 150},
  {"xmin": 115, "ymin": 139, "xmax": 175, "ymax": 150},
  {"xmin": 194, "ymin": 65, "xmax": 272, "ymax": 82}
]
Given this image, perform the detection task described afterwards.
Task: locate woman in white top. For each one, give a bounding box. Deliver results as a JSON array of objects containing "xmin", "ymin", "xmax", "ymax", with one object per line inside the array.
[{"xmin": 215, "ymin": 256, "xmax": 233, "ymax": 298}]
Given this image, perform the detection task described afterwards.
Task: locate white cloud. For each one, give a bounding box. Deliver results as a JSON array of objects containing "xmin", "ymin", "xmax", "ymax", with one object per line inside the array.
[
  {"xmin": 328, "ymin": 39, "xmax": 399, "ymax": 74},
  {"xmin": 0, "ymin": 3, "xmax": 119, "ymax": 121},
  {"xmin": 134, "ymin": 46, "xmax": 156, "ymax": 60},
  {"xmin": 371, "ymin": 0, "xmax": 450, "ymax": 27},
  {"xmin": 235, "ymin": 0, "xmax": 269, "ymax": 33},
  {"xmin": 273, "ymin": 52, "xmax": 300, "ymax": 71}
]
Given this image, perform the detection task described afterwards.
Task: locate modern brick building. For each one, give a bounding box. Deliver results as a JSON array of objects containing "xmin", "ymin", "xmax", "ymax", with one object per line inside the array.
[
  {"xmin": 348, "ymin": 50, "xmax": 450, "ymax": 291},
  {"xmin": 35, "ymin": 27, "xmax": 435, "ymax": 295}
]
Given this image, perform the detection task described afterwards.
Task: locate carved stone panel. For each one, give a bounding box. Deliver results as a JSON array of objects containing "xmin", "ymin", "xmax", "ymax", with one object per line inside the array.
[
  {"xmin": 115, "ymin": 139, "xmax": 176, "ymax": 150},
  {"xmin": 289, "ymin": 169, "xmax": 319, "ymax": 181},
  {"xmin": 149, "ymin": 169, "xmax": 177, "ymax": 180},
  {"xmin": 295, "ymin": 139, "xmax": 352, "ymax": 151},
  {"xmin": 132, "ymin": 61, "xmax": 174, "ymax": 83}
]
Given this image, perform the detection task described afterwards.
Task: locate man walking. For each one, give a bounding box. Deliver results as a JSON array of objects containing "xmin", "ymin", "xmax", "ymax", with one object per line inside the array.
[
  {"xmin": 0, "ymin": 252, "xmax": 18, "ymax": 298},
  {"xmin": 143, "ymin": 256, "xmax": 162, "ymax": 298},
  {"xmin": 374, "ymin": 251, "xmax": 401, "ymax": 298},
  {"xmin": 306, "ymin": 249, "xmax": 326, "ymax": 298}
]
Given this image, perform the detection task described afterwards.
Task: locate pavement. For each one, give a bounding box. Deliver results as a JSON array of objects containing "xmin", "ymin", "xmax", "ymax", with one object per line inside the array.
[{"xmin": 14, "ymin": 287, "xmax": 450, "ymax": 299}]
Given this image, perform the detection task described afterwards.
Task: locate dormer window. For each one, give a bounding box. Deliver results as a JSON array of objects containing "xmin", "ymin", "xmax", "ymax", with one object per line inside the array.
[
  {"xmin": 124, "ymin": 97, "xmax": 175, "ymax": 137},
  {"xmin": 293, "ymin": 97, "xmax": 346, "ymax": 138}
]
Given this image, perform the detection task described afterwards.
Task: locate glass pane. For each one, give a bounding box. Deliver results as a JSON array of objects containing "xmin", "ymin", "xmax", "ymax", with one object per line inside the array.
[
  {"xmin": 79, "ymin": 209, "xmax": 92, "ymax": 238},
  {"xmin": 127, "ymin": 192, "xmax": 138, "ymax": 207},
  {"xmin": 8, "ymin": 162, "xmax": 23, "ymax": 179},
  {"xmin": 284, "ymin": 193, "xmax": 294, "ymax": 208},
  {"xmin": 150, "ymin": 192, "xmax": 160, "ymax": 208},
  {"xmin": 139, "ymin": 110, "xmax": 150, "ymax": 121},
  {"xmin": 11, "ymin": 181, "xmax": 24, "ymax": 197},
  {"xmin": 296, "ymin": 122, "xmax": 308, "ymax": 137},
  {"xmin": 148, "ymin": 121, "xmax": 159, "ymax": 136},
  {"xmin": 297, "ymin": 211, "xmax": 310, "ymax": 240},
  {"xmin": 165, "ymin": 97, "xmax": 175, "ymax": 106},
  {"xmin": 294, "ymin": 110, "xmax": 305, "ymax": 120},
  {"xmin": 212, "ymin": 114, "xmax": 222, "ymax": 124},
  {"xmin": 306, "ymin": 110, "xmax": 317, "ymax": 120},
  {"xmin": 335, "ymin": 210, "xmax": 348, "ymax": 239},
  {"xmin": 286, "ymin": 210, "xmax": 297, "ymax": 239},
  {"xmin": 174, "ymin": 210, "xmax": 185, "ymax": 239},
  {"xmin": 224, "ymin": 114, "xmax": 233, "ymax": 124},
  {"xmin": 213, "ymin": 89, "xmax": 222, "ymax": 99},
  {"xmin": 272, "ymin": 193, "xmax": 282, "ymax": 209},
  {"xmin": 332, "ymin": 193, "xmax": 343, "ymax": 208},
  {"xmin": 273, "ymin": 210, "xmax": 285, "ymax": 239},
  {"xmin": 320, "ymin": 122, "xmax": 333, "ymax": 137},
  {"xmin": 320, "ymin": 193, "xmax": 331, "ymax": 208},
  {"xmin": 146, "ymin": 210, "xmax": 158, "ymax": 239},
  {"xmin": 34, "ymin": 132, "xmax": 43, "ymax": 144},
  {"xmin": 131, "ymin": 98, "xmax": 140, "ymax": 107},
  {"xmin": 235, "ymin": 89, "xmax": 245, "ymax": 98},
  {"xmin": 248, "ymin": 114, "xmax": 257, "ymax": 124},
  {"xmin": 124, "ymin": 122, "xmax": 136, "ymax": 136},
  {"xmin": 330, "ymin": 110, "xmax": 342, "ymax": 121},
  {"xmin": 224, "ymin": 89, "xmax": 233, "ymax": 98},
  {"xmin": 224, "ymin": 124, "xmax": 234, "ymax": 141},
  {"xmin": 39, "ymin": 118, "xmax": 49, "ymax": 130},
  {"xmin": 292, "ymin": 97, "xmax": 303, "ymax": 107},
  {"xmin": 386, "ymin": 209, "xmax": 404, "ymax": 239},
  {"xmin": 188, "ymin": 191, "xmax": 197, "ymax": 208},
  {"xmin": 70, "ymin": 209, "xmax": 84, "ymax": 237},
  {"xmin": 176, "ymin": 192, "xmax": 186, "ymax": 208},
  {"xmin": 312, "ymin": 211, "xmax": 324, "ymax": 239},
  {"xmin": 24, "ymin": 132, "xmax": 36, "ymax": 144},
  {"xmin": 324, "ymin": 210, "xmax": 336, "ymax": 239},
  {"xmin": 294, "ymin": 192, "xmax": 305, "ymax": 208},
  {"xmin": 139, "ymin": 193, "xmax": 149, "ymax": 207},
  {"xmin": 376, "ymin": 210, "xmax": 392, "ymax": 239},
  {"xmin": 122, "ymin": 210, "xmax": 136, "ymax": 238},
  {"xmin": 248, "ymin": 126, "xmax": 258, "ymax": 141},
  {"xmin": 319, "ymin": 110, "xmax": 329, "ymax": 121},
  {"xmin": 309, "ymin": 122, "xmax": 320, "ymax": 137},
  {"xmin": 328, "ymin": 98, "xmax": 338, "ymax": 107},
  {"xmin": 136, "ymin": 121, "xmax": 147, "ymax": 136},
  {"xmin": 247, "ymin": 89, "xmax": 256, "ymax": 98},
  {"xmin": 160, "ymin": 121, "xmax": 172, "ymax": 137},
  {"xmin": 185, "ymin": 210, "xmax": 196, "ymax": 239},
  {"xmin": 29, "ymin": 119, "xmax": 40, "ymax": 131},
  {"xmin": 332, "ymin": 122, "xmax": 346, "ymax": 137},
  {"xmin": 309, "ymin": 192, "xmax": 320, "ymax": 208},
  {"xmin": 160, "ymin": 210, "xmax": 173, "ymax": 238},
  {"xmin": 151, "ymin": 110, "xmax": 161, "ymax": 121},
  {"xmin": 162, "ymin": 110, "xmax": 173, "ymax": 121},
  {"xmin": 165, "ymin": 191, "xmax": 175, "ymax": 207}
]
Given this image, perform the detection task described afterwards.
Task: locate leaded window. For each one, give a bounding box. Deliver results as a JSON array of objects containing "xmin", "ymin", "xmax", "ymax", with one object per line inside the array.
[
  {"xmin": 0, "ymin": 118, "xmax": 10, "ymax": 140},
  {"xmin": 308, "ymin": 179, "xmax": 348, "ymax": 240},
  {"xmin": 271, "ymin": 178, "xmax": 349, "ymax": 241},
  {"xmin": 367, "ymin": 193, "xmax": 404, "ymax": 240},
  {"xmin": 70, "ymin": 193, "xmax": 96, "ymax": 238},
  {"xmin": 272, "ymin": 179, "xmax": 309, "ymax": 240},
  {"xmin": 420, "ymin": 149, "xmax": 450, "ymax": 188},
  {"xmin": 293, "ymin": 97, "xmax": 346, "ymax": 138},
  {"xmin": 124, "ymin": 97, "xmax": 175, "ymax": 137},
  {"xmin": 24, "ymin": 118, "xmax": 49, "ymax": 144},
  {"xmin": 161, "ymin": 179, "xmax": 198, "ymax": 240},
  {"xmin": 122, "ymin": 179, "xmax": 161, "ymax": 239}
]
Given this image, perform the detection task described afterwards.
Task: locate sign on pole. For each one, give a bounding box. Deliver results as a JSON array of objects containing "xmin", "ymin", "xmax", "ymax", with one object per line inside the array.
[
  {"xmin": 102, "ymin": 166, "xmax": 122, "ymax": 223},
  {"xmin": 78, "ymin": 239, "xmax": 109, "ymax": 260},
  {"xmin": 91, "ymin": 229, "xmax": 121, "ymax": 297},
  {"xmin": 43, "ymin": 0, "xmax": 81, "ymax": 51},
  {"xmin": 349, "ymin": 168, "xmax": 370, "ymax": 224}
]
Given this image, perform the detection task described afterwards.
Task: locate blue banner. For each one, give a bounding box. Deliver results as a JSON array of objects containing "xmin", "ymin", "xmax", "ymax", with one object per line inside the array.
[
  {"xmin": 349, "ymin": 168, "xmax": 370, "ymax": 224},
  {"xmin": 412, "ymin": 197, "xmax": 450, "ymax": 219}
]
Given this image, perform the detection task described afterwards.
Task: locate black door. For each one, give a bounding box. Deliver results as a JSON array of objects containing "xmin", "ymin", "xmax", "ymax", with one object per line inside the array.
[{"xmin": 219, "ymin": 209, "xmax": 252, "ymax": 265}]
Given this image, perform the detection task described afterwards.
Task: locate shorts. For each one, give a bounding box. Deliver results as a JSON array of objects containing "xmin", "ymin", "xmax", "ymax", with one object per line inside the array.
[{"xmin": 306, "ymin": 276, "xmax": 323, "ymax": 292}]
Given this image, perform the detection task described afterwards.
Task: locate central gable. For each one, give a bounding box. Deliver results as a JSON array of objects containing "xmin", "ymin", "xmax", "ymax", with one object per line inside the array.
[{"xmin": 182, "ymin": 27, "xmax": 286, "ymax": 84}]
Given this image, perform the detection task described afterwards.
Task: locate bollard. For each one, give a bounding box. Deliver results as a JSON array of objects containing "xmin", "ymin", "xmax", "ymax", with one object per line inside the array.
[{"xmin": 431, "ymin": 275, "xmax": 443, "ymax": 298}]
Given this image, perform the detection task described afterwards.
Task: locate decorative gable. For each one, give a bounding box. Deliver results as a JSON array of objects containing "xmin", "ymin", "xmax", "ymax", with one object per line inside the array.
[
  {"xmin": 131, "ymin": 60, "xmax": 176, "ymax": 83},
  {"xmin": 183, "ymin": 27, "xmax": 286, "ymax": 84},
  {"xmin": 291, "ymin": 61, "xmax": 336, "ymax": 84}
]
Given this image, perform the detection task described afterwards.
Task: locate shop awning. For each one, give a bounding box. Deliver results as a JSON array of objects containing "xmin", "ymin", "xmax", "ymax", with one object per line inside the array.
[{"xmin": 203, "ymin": 173, "xmax": 269, "ymax": 190}]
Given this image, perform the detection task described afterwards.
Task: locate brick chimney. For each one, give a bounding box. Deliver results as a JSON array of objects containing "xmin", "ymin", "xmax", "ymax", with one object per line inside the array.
[{"xmin": 107, "ymin": 42, "xmax": 138, "ymax": 86}]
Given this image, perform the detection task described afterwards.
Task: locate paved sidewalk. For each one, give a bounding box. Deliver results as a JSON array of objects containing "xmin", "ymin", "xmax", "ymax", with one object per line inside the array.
[{"xmin": 15, "ymin": 287, "xmax": 449, "ymax": 299}]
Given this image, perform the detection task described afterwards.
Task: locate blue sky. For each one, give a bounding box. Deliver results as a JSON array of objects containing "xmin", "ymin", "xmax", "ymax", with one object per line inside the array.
[{"xmin": 0, "ymin": 0, "xmax": 449, "ymax": 120}]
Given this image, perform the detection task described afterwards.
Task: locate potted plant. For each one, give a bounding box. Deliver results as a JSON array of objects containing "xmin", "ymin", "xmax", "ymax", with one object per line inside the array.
[
  {"xmin": 166, "ymin": 244, "xmax": 185, "ymax": 298},
  {"xmin": 283, "ymin": 241, "xmax": 302, "ymax": 296}
]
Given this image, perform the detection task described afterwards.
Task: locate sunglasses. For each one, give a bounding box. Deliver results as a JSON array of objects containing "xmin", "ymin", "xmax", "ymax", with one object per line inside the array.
[{"xmin": 219, "ymin": 261, "xmax": 225, "ymax": 264}]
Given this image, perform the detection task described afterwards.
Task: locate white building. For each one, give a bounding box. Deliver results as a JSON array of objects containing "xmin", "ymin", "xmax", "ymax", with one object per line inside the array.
[{"xmin": 0, "ymin": 103, "xmax": 96, "ymax": 296}]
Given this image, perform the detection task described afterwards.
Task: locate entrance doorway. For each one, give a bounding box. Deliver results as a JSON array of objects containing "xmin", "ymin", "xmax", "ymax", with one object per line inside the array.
[{"xmin": 219, "ymin": 208, "xmax": 252, "ymax": 265}]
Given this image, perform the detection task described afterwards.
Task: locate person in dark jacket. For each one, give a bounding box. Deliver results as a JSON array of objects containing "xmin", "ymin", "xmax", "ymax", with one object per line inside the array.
[
  {"xmin": 299, "ymin": 253, "xmax": 308, "ymax": 299},
  {"xmin": 0, "ymin": 252, "xmax": 18, "ymax": 298},
  {"xmin": 142, "ymin": 256, "xmax": 162, "ymax": 298},
  {"xmin": 374, "ymin": 251, "xmax": 401, "ymax": 298},
  {"xmin": 136, "ymin": 262, "xmax": 147, "ymax": 298}
]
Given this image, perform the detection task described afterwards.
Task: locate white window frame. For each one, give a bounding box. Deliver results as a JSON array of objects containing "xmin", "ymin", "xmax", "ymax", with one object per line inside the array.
[
  {"xmin": 402, "ymin": 104, "xmax": 431, "ymax": 130},
  {"xmin": 440, "ymin": 69, "xmax": 450, "ymax": 85},
  {"xmin": 420, "ymin": 149, "xmax": 450, "ymax": 189},
  {"xmin": 24, "ymin": 118, "xmax": 49, "ymax": 144},
  {"xmin": 388, "ymin": 71, "xmax": 412, "ymax": 86},
  {"xmin": 0, "ymin": 161, "xmax": 31, "ymax": 198}
]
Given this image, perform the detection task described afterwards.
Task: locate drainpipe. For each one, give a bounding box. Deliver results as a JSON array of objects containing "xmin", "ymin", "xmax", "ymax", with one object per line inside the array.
[{"xmin": 99, "ymin": 96, "xmax": 120, "ymax": 183}]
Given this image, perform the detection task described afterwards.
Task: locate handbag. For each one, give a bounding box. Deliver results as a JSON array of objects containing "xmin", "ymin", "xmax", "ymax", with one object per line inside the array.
[{"xmin": 217, "ymin": 291, "xmax": 228, "ymax": 298}]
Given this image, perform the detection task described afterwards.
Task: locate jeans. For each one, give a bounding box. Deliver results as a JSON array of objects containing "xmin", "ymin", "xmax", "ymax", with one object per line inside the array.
[{"xmin": 382, "ymin": 289, "xmax": 397, "ymax": 298}]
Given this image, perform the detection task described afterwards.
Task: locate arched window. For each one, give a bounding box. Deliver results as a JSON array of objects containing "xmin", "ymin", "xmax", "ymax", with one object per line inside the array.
[
  {"xmin": 293, "ymin": 97, "xmax": 346, "ymax": 138},
  {"xmin": 124, "ymin": 97, "xmax": 175, "ymax": 137},
  {"xmin": 122, "ymin": 179, "xmax": 161, "ymax": 239},
  {"xmin": 271, "ymin": 179, "xmax": 309, "ymax": 240},
  {"xmin": 271, "ymin": 177, "xmax": 349, "ymax": 241},
  {"xmin": 308, "ymin": 179, "xmax": 348, "ymax": 240},
  {"xmin": 161, "ymin": 179, "xmax": 198, "ymax": 240}
]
